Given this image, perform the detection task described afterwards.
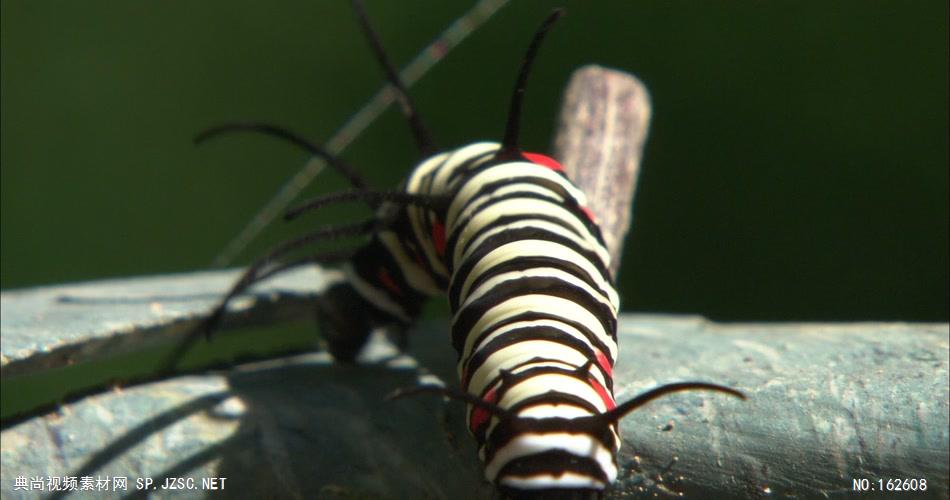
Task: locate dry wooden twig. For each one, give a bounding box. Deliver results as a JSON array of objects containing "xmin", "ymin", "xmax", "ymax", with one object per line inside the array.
[{"xmin": 556, "ymin": 65, "xmax": 651, "ymax": 278}]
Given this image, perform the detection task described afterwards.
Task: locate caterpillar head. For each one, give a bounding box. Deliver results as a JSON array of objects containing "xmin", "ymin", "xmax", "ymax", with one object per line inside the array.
[{"xmin": 315, "ymin": 281, "xmax": 389, "ymax": 362}]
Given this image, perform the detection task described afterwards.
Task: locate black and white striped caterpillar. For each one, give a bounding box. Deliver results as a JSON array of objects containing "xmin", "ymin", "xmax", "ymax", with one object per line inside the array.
[{"xmin": 181, "ymin": 2, "xmax": 744, "ymax": 497}]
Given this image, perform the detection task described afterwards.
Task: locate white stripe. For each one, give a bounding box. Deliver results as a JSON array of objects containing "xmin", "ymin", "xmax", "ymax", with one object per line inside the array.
[
  {"xmin": 461, "ymin": 267, "xmax": 617, "ymax": 327},
  {"xmin": 516, "ymin": 404, "xmax": 594, "ymax": 420},
  {"xmin": 447, "ymin": 181, "xmax": 564, "ymax": 233},
  {"xmin": 451, "ymin": 197, "xmax": 590, "ymax": 261},
  {"xmin": 499, "ymin": 473, "xmax": 606, "ymax": 490},
  {"xmin": 405, "ymin": 152, "xmax": 451, "ymax": 279},
  {"xmin": 456, "ymin": 240, "xmax": 619, "ymax": 310},
  {"xmin": 377, "ymin": 231, "xmax": 442, "ymax": 296},
  {"xmin": 498, "ymin": 372, "xmax": 610, "ymax": 413},
  {"xmin": 478, "ymin": 368, "xmax": 619, "ymax": 444},
  {"xmin": 446, "ymin": 161, "xmax": 590, "ymax": 230},
  {"xmin": 454, "ymin": 295, "xmax": 615, "ymax": 362},
  {"xmin": 450, "ymin": 198, "xmax": 612, "ymax": 281},
  {"xmin": 342, "ymin": 263, "xmax": 411, "ymax": 323},
  {"xmin": 466, "ymin": 344, "xmax": 609, "ymax": 403},
  {"xmin": 459, "ymin": 318, "xmax": 616, "ymax": 379},
  {"xmin": 483, "ymin": 432, "xmax": 617, "ymax": 484},
  {"xmin": 404, "ymin": 142, "xmax": 500, "ymax": 280},
  {"xmin": 461, "ymin": 218, "xmax": 611, "ymax": 272},
  {"xmin": 432, "ymin": 142, "xmax": 500, "ymax": 193},
  {"xmin": 465, "ymin": 358, "xmax": 576, "ymax": 432}
]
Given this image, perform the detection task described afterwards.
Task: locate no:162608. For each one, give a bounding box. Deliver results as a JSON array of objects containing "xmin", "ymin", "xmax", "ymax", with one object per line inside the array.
[{"xmin": 852, "ymin": 478, "xmax": 926, "ymax": 492}]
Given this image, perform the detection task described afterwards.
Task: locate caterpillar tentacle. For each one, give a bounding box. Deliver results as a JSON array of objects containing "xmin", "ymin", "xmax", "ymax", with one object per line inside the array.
[
  {"xmin": 350, "ymin": 0, "xmax": 436, "ymax": 157},
  {"xmin": 194, "ymin": 121, "xmax": 369, "ymax": 191},
  {"xmin": 285, "ymin": 190, "xmax": 451, "ymax": 221}
]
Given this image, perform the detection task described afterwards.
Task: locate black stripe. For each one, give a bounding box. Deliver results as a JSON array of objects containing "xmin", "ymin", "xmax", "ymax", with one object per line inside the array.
[
  {"xmin": 466, "ymin": 154, "xmax": 571, "ymax": 179},
  {"xmin": 451, "ymin": 174, "xmax": 578, "ymax": 224},
  {"xmin": 350, "ymin": 235, "xmax": 427, "ymax": 318},
  {"xmin": 451, "ymin": 161, "xmax": 608, "ymax": 249},
  {"xmin": 445, "ymin": 210, "xmax": 587, "ymax": 276},
  {"xmin": 487, "ymin": 358, "xmax": 612, "ymax": 414},
  {"xmin": 462, "ymin": 326, "xmax": 611, "ymax": 392},
  {"xmin": 451, "ymin": 189, "xmax": 566, "ymax": 249},
  {"xmin": 388, "ymin": 198, "xmax": 451, "ymax": 289},
  {"xmin": 495, "ymin": 449, "xmax": 611, "ymax": 485},
  {"xmin": 451, "ymin": 274, "xmax": 617, "ymax": 356},
  {"xmin": 492, "ymin": 364, "xmax": 606, "ymax": 414},
  {"xmin": 496, "ymin": 485, "xmax": 602, "ymax": 500},
  {"xmin": 454, "ymin": 311, "xmax": 615, "ymax": 368},
  {"xmin": 444, "ymin": 181, "xmax": 600, "ymax": 255},
  {"xmin": 463, "ymin": 262, "xmax": 613, "ymax": 318},
  {"xmin": 448, "ymin": 226, "xmax": 612, "ymax": 311},
  {"xmin": 470, "ymin": 364, "xmax": 608, "ymax": 444},
  {"xmin": 473, "ymin": 391, "xmax": 605, "ymax": 447},
  {"xmin": 504, "ymin": 391, "xmax": 604, "ymax": 418},
  {"xmin": 458, "ymin": 229, "xmax": 611, "ymax": 308},
  {"xmin": 445, "ymin": 192, "xmax": 586, "ymax": 266},
  {"xmin": 485, "ymin": 416, "xmax": 618, "ymax": 466},
  {"xmin": 444, "ymin": 148, "xmax": 498, "ymax": 185}
]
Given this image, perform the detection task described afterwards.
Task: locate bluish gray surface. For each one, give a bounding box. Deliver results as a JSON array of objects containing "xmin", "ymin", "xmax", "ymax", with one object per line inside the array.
[
  {"xmin": 1, "ymin": 267, "xmax": 340, "ymax": 378},
  {"xmin": 3, "ymin": 306, "xmax": 947, "ymax": 499}
]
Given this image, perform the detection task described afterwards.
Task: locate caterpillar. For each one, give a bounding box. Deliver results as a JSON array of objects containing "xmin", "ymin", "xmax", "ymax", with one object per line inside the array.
[{"xmin": 179, "ymin": 2, "xmax": 745, "ymax": 497}]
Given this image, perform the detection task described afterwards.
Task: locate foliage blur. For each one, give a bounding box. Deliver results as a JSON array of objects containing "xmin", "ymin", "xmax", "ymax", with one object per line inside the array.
[{"xmin": 2, "ymin": 1, "xmax": 947, "ymax": 321}]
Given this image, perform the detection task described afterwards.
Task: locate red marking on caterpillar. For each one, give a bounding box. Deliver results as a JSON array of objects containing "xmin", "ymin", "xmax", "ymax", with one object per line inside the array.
[
  {"xmin": 595, "ymin": 349, "xmax": 612, "ymax": 379},
  {"xmin": 523, "ymin": 152, "xmax": 563, "ymax": 172},
  {"xmin": 580, "ymin": 205, "xmax": 596, "ymax": 223},
  {"xmin": 470, "ymin": 386, "xmax": 499, "ymax": 434},
  {"xmin": 524, "ymin": 152, "xmax": 596, "ymax": 223},
  {"xmin": 377, "ymin": 267, "xmax": 402, "ymax": 296},
  {"xmin": 589, "ymin": 375, "xmax": 616, "ymax": 411},
  {"xmin": 460, "ymin": 366, "xmax": 471, "ymax": 391},
  {"xmin": 431, "ymin": 219, "xmax": 447, "ymax": 256}
]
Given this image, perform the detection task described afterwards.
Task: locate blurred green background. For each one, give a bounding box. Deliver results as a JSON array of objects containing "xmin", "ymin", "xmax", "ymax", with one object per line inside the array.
[{"xmin": 2, "ymin": 0, "xmax": 947, "ymax": 322}]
